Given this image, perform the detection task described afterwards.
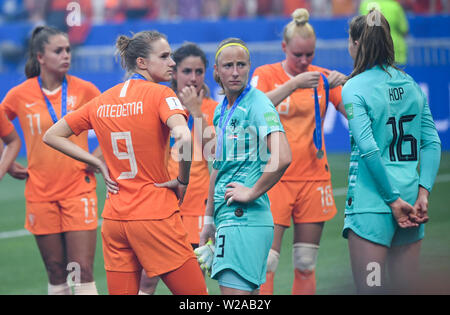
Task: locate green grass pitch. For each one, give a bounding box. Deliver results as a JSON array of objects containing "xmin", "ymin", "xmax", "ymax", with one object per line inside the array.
[{"xmin": 1, "ymin": 153, "xmax": 449, "ymax": 295}]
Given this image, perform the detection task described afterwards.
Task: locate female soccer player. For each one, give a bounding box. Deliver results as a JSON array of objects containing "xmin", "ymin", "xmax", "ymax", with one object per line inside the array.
[
  {"xmin": 199, "ymin": 37, "xmax": 292, "ymax": 295},
  {"xmin": 342, "ymin": 10, "xmax": 441, "ymax": 294},
  {"xmin": 0, "ymin": 107, "xmax": 21, "ymax": 181},
  {"xmin": 43, "ymin": 30, "xmax": 208, "ymax": 295},
  {"xmin": 0, "ymin": 26, "xmax": 100, "ymax": 295},
  {"xmin": 138, "ymin": 42, "xmax": 217, "ymax": 295},
  {"xmin": 251, "ymin": 8, "xmax": 347, "ymax": 294}
]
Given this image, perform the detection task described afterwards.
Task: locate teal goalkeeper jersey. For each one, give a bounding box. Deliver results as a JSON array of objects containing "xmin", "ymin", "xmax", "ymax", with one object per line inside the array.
[
  {"xmin": 212, "ymin": 87, "xmax": 284, "ymax": 227},
  {"xmin": 342, "ymin": 65, "xmax": 441, "ymax": 214}
]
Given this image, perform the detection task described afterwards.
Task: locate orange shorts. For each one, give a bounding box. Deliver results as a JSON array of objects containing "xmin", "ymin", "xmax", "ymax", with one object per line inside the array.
[
  {"xmin": 101, "ymin": 211, "xmax": 196, "ymax": 278},
  {"xmin": 25, "ymin": 190, "xmax": 98, "ymax": 235},
  {"xmin": 181, "ymin": 215, "xmax": 204, "ymax": 246},
  {"xmin": 268, "ymin": 180, "xmax": 337, "ymax": 227}
]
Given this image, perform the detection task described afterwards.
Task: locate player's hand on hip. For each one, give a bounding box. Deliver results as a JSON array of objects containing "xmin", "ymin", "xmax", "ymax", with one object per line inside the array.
[
  {"xmin": 294, "ymin": 71, "xmax": 320, "ymax": 89},
  {"xmin": 154, "ymin": 179, "xmax": 187, "ymax": 206},
  {"xmin": 8, "ymin": 162, "xmax": 28, "ymax": 180},
  {"xmin": 224, "ymin": 182, "xmax": 254, "ymax": 206},
  {"xmin": 98, "ymin": 162, "xmax": 119, "ymax": 195},
  {"xmin": 390, "ymin": 197, "xmax": 419, "ymax": 228}
]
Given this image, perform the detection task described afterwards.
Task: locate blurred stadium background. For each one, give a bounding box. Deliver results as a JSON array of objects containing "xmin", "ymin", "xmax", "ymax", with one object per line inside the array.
[{"xmin": 0, "ymin": 0, "xmax": 449, "ymax": 295}]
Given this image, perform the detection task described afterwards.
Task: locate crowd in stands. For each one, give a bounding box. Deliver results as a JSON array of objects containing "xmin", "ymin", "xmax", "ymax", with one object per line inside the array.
[{"xmin": 0, "ymin": 0, "xmax": 449, "ymax": 26}]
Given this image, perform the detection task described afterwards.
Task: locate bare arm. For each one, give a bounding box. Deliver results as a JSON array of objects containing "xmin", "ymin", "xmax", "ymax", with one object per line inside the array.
[
  {"xmin": 266, "ymin": 71, "xmax": 320, "ymax": 106},
  {"xmin": 336, "ymin": 101, "xmax": 347, "ymax": 119},
  {"xmin": 166, "ymin": 113, "xmax": 192, "ymax": 185},
  {"xmin": 0, "ymin": 130, "xmax": 21, "ymax": 180},
  {"xmin": 43, "ymin": 118, "xmax": 118, "ymax": 194},
  {"xmin": 199, "ymin": 167, "xmax": 218, "ymax": 246},
  {"xmin": 156, "ymin": 113, "xmax": 192, "ymax": 205},
  {"xmin": 224, "ymin": 131, "xmax": 291, "ymax": 204},
  {"xmin": 178, "ymin": 86, "xmax": 216, "ymax": 159}
]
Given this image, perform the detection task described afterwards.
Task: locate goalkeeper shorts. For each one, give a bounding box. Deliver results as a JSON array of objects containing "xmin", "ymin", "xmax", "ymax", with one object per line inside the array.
[
  {"xmin": 343, "ymin": 212, "xmax": 425, "ymax": 247},
  {"xmin": 211, "ymin": 224, "xmax": 273, "ymax": 289}
]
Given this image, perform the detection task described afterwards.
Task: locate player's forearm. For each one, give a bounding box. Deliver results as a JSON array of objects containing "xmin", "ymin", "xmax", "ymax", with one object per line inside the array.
[
  {"xmin": 0, "ymin": 140, "xmax": 20, "ymax": 180},
  {"xmin": 45, "ymin": 134, "xmax": 102, "ymax": 169},
  {"xmin": 419, "ymin": 140, "xmax": 441, "ymax": 192},
  {"xmin": 177, "ymin": 134, "xmax": 192, "ymax": 185},
  {"xmin": 265, "ymin": 80, "xmax": 297, "ymax": 107},
  {"xmin": 43, "ymin": 119, "xmax": 102, "ymax": 170},
  {"xmin": 192, "ymin": 115, "xmax": 215, "ymax": 157},
  {"xmin": 249, "ymin": 132, "xmax": 291, "ymax": 201},
  {"xmin": 205, "ymin": 168, "xmax": 218, "ymax": 217},
  {"xmin": 0, "ymin": 132, "xmax": 21, "ymax": 180},
  {"xmin": 362, "ymin": 150, "xmax": 400, "ymax": 204}
]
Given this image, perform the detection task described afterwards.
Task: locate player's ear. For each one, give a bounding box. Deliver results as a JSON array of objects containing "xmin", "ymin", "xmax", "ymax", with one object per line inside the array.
[
  {"xmin": 36, "ymin": 51, "xmax": 45, "ymax": 66},
  {"xmin": 281, "ymin": 40, "xmax": 287, "ymax": 54},
  {"xmin": 136, "ymin": 56, "xmax": 148, "ymax": 70}
]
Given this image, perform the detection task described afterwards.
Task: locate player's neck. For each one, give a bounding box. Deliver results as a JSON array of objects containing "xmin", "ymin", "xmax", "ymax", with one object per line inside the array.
[
  {"xmin": 281, "ymin": 60, "xmax": 303, "ymax": 78},
  {"xmin": 135, "ymin": 70, "xmax": 152, "ymax": 82},
  {"xmin": 39, "ymin": 71, "xmax": 65, "ymax": 92}
]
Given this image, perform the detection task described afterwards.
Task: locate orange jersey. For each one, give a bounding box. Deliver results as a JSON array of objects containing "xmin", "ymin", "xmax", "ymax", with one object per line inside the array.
[
  {"xmin": 0, "ymin": 106, "xmax": 14, "ymax": 137},
  {"xmin": 1, "ymin": 75, "xmax": 100, "ymax": 201},
  {"xmin": 65, "ymin": 79, "xmax": 187, "ymax": 220},
  {"xmin": 167, "ymin": 97, "xmax": 217, "ymax": 216},
  {"xmin": 252, "ymin": 63, "xmax": 343, "ymax": 181}
]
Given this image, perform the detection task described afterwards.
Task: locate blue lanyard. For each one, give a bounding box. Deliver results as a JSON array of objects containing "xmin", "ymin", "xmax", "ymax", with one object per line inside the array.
[
  {"xmin": 38, "ymin": 76, "xmax": 67, "ymax": 124},
  {"xmin": 313, "ymin": 73, "xmax": 329, "ymax": 154},
  {"xmin": 130, "ymin": 73, "xmax": 147, "ymax": 81},
  {"xmin": 215, "ymin": 84, "xmax": 252, "ymax": 160}
]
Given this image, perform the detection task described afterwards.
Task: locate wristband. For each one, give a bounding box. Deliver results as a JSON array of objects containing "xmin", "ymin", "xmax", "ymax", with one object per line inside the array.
[
  {"xmin": 177, "ymin": 176, "xmax": 189, "ymax": 185},
  {"xmin": 204, "ymin": 216, "xmax": 214, "ymax": 225}
]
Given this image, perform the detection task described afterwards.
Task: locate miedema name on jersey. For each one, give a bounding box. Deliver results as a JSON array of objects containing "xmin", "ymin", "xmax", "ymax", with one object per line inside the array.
[{"xmin": 96, "ymin": 101, "xmax": 144, "ymax": 118}]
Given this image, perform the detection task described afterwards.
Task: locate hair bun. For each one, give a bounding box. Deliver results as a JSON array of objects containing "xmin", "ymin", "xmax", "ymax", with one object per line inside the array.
[
  {"xmin": 292, "ymin": 8, "xmax": 309, "ymax": 25},
  {"xmin": 116, "ymin": 35, "xmax": 131, "ymax": 52}
]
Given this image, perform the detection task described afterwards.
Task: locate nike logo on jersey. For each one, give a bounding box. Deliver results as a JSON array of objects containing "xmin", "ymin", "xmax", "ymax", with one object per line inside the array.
[{"xmin": 25, "ymin": 102, "xmax": 37, "ymax": 108}]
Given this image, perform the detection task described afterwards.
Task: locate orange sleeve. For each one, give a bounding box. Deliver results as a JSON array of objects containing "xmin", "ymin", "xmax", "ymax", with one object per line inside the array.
[
  {"xmin": 65, "ymin": 99, "xmax": 94, "ymax": 135},
  {"xmin": 83, "ymin": 82, "xmax": 101, "ymax": 103},
  {"xmin": 158, "ymin": 87, "xmax": 187, "ymax": 124},
  {"xmin": 1, "ymin": 89, "xmax": 18, "ymax": 121},
  {"xmin": 329, "ymin": 85, "xmax": 343, "ymax": 109},
  {"xmin": 252, "ymin": 66, "xmax": 272, "ymax": 93}
]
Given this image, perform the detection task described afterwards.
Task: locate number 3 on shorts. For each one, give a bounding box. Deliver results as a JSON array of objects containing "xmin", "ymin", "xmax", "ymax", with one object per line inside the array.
[
  {"xmin": 217, "ymin": 235, "xmax": 225, "ymax": 258},
  {"xmin": 111, "ymin": 131, "xmax": 138, "ymax": 179}
]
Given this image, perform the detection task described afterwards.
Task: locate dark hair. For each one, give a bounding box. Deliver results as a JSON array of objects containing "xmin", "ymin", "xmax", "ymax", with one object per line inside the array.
[
  {"xmin": 213, "ymin": 37, "xmax": 250, "ymax": 90},
  {"xmin": 171, "ymin": 42, "xmax": 210, "ymax": 97},
  {"xmin": 116, "ymin": 30, "xmax": 167, "ymax": 75},
  {"xmin": 25, "ymin": 26, "xmax": 68, "ymax": 78},
  {"xmin": 348, "ymin": 9, "xmax": 400, "ymax": 78}
]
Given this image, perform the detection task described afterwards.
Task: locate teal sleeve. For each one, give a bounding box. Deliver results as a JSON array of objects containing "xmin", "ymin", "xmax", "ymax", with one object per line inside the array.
[
  {"xmin": 345, "ymin": 87, "xmax": 400, "ymax": 204},
  {"xmin": 363, "ymin": 150, "xmax": 400, "ymax": 204},
  {"xmin": 418, "ymin": 96, "xmax": 441, "ymax": 192},
  {"xmin": 250, "ymin": 93, "xmax": 284, "ymax": 139}
]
